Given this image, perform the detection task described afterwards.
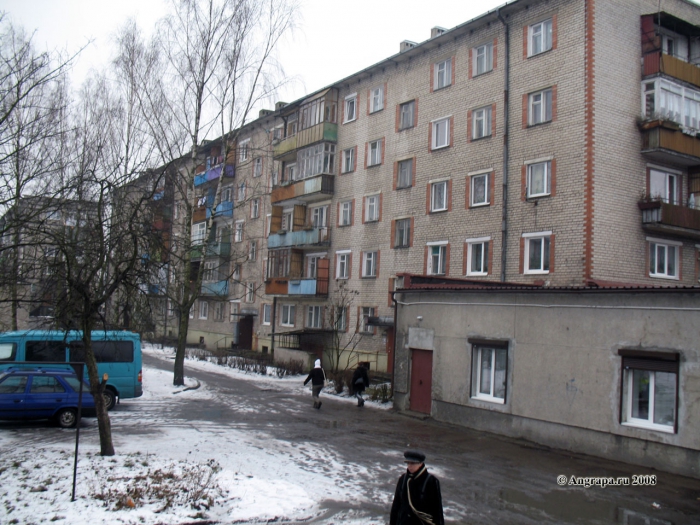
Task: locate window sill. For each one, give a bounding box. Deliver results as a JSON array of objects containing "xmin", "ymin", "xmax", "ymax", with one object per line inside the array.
[
  {"xmin": 370, "ymin": 108, "xmax": 384, "ymax": 115},
  {"xmin": 343, "ymin": 119, "xmax": 357, "ymax": 125},
  {"xmin": 471, "ymin": 134, "xmax": 492, "ymax": 142},
  {"xmin": 431, "ymin": 144, "xmax": 450, "ymax": 152},
  {"xmin": 466, "ymin": 272, "xmax": 488, "ymax": 277},
  {"xmin": 524, "ymin": 270, "xmax": 550, "ymax": 275},
  {"xmin": 361, "ymin": 276, "xmax": 377, "ymax": 279},
  {"xmin": 527, "ymin": 47, "xmax": 554, "ymax": 59},
  {"xmin": 621, "ymin": 421, "xmax": 675, "ymax": 434},
  {"xmin": 398, "ymin": 126, "xmax": 415, "ymax": 132},
  {"xmin": 527, "ymin": 120, "xmax": 553, "ymax": 128},
  {"xmin": 472, "ymin": 394, "xmax": 505, "ymax": 405},
  {"xmin": 649, "ymin": 274, "xmax": 680, "ymax": 281},
  {"xmin": 335, "ymin": 277, "xmax": 349, "ymax": 280},
  {"xmin": 364, "ymin": 219, "xmax": 379, "ymax": 224},
  {"xmin": 367, "ymin": 163, "xmax": 382, "ymax": 168},
  {"xmin": 526, "ymin": 194, "xmax": 551, "ymax": 201},
  {"xmin": 472, "ymin": 69, "xmax": 494, "ymax": 78},
  {"xmin": 396, "ymin": 185, "xmax": 413, "ymax": 191},
  {"xmin": 430, "ymin": 209, "xmax": 448, "ymax": 214},
  {"xmin": 470, "ymin": 202, "xmax": 490, "ymax": 208},
  {"xmin": 338, "ymin": 223, "xmax": 352, "ymax": 228},
  {"xmin": 433, "ymin": 84, "xmax": 452, "ymax": 92},
  {"xmin": 393, "ymin": 245, "xmax": 410, "ymax": 250},
  {"xmin": 341, "ymin": 170, "xmax": 355, "ymax": 175}
]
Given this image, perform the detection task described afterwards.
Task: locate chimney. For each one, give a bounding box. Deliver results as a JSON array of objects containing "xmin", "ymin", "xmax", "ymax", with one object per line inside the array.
[
  {"xmin": 275, "ymin": 101, "xmax": 288, "ymax": 111},
  {"xmin": 431, "ymin": 27, "xmax": 448, "ymax": 38},
  {"xmin": 259, "ymin": 109, "xmax": 274, "ymax": 118},
  {"xmin": 400, "ymin": 40, "xmax": 418, "ymax": 53}
]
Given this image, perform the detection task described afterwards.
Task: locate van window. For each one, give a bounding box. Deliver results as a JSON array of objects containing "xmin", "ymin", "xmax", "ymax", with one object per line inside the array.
[
  {"xmin": 0, "ymin": 343, "xmax": 16, "ymax": 361},
  {"xmin": 69, "ymin": 341, "xmax": 134, "ymax": 363},
  {"xmin": 26, "ymin": 341, "xmax": 66, "ymax": 361}
]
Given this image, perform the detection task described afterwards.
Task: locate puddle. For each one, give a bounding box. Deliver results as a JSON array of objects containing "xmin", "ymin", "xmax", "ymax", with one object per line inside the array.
[{"xmin": 316, "ymin": 420, "xmax": 349, "ymax": 429}]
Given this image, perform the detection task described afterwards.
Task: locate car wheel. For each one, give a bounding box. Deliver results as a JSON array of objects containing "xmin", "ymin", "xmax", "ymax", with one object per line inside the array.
[
  {"xmin": 102, "ymin": 389, "xmax": 117, "ymax": 411},
  {"xmin": 56, "ymin": 408, "xmax": 78, "ymax": 428}
]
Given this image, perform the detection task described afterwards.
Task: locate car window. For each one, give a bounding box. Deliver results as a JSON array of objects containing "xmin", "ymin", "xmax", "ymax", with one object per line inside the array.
[
  {"xmin": 64, "ymin": 377, "xmax": 86, "ymax": 392},
  {"xmin": 29, "ymin": 376, "xmax": 66, "ymax": 393},
  {"xmin": 0, "ymin": 375, "xmax": 28, "ymax": 394},
  {"xmin": 0, "ymin": 343, "xmax": 16, "ymax": 361}
]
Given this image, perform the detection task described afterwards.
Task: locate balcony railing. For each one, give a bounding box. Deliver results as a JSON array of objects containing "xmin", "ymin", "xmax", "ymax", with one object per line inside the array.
[
  {"xmin": 264, "ymin": 277, "xmax": 329, "ymax": 297},
  {"xmin": 267, "ymin": 227, "xmax": 330, "ymax": 249},
  {"xmin": 640, "ymin": 122, "xmax": 700, "ymax": 166},
  {"xmin": 201, "ymin": 280, "xmax": 229, "ymax": 296},
  {"xmin": 271, "ymin": 174, "xmax": 334, "ymax": 204},
  {"xmin": 207, "ymin": 200, "xmax": 233, "ymax": 218},
  {"xmin": 273, "ymin": 121, "xmax": 338, "ymax": 159},
  {"xmin": 638, "ymin": 199, "xmax": 700, "ymax": 239},
  {"xmin": 643, "ymin": 51, "xmax": 700, "ymax": 89},
  {"xmin": 191, "ymin": 242, "xmax": 231, "ymax": 259},
  {"xmin": 194, "ymin": 164, "xmax": 235, "ymax": 187}
]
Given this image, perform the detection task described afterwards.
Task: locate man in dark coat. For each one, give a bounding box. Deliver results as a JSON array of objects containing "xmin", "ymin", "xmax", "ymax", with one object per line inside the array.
[
  {"xmin": 303, "ymin": 359, "xmax": 325, "ymax": 409},
  {"xmin": 351, "ymin": 362, "xmax": 370, "ymax": 407},
  {"xmin": 390, "ymin": 450, "xmax": 444, "ymax": 525}
]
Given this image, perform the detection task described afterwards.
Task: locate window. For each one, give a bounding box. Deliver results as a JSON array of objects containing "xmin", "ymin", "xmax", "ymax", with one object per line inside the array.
[
  {"xmin": 254, "ymin": 157, "xmax": 262, "ymax": 177},
  {"xmin": 342, "ymin": 147, "xmax": 355, "ymax": 173},
  {"xmin": 523, "ymin": 232, "xmax": 551, "ymax": 274},
  {"xmin": 397, "ymin": 159, "xmax": 413, "ymax": 189},
  {"xmin": 399, "ymin": 100, "xmax": 415, "ymax": 130},
  {"xmin": 229, "ymin": 301, "xmax": 239, "ymax": 323},
  {"xmin": 285, "ymin": 162, "xmax": 297, "ymax": 182},
  {"xmin": 434, "ymin": 58, "xmax": 452, "ymax": 89},
  {"xmin": 222, "ymin": 187, "xmax": 232, "ymax": 203},
  {"xmin": 430, "ymin": 181, "xmax": 448, "ymax": 212},
  {"xmin": 620, "ymin": 351, "xmax": 678, "ymax": 433},
  {"xmin": 365, "ymin": 195, "xmax": 380, "ymax": 222},
  {"xmin": 245, "ymin": 282, "xmax": 255, "ymax": 303},
  {"xmin": 281, "ymin": 304, "xmax": 295, "ymax": 326},
  {"xmin": 234, "ymin": 221, "xmax": 244, "ymax": 243},
  {"xmin": 239, "ymin": 139, "xmax": 250, "ymax": 161},
  {"xmin": 298, "ymin": 143, "xmax": 336, "ymax": 178},
  {"xmin": 307, "ymin": 305, "xmax": 323, "ymax": 328},
  {"xmin": 251, "ymin": 198, "xmax": 260, "ymax": 218},
  {"xmin": 528, "ymin": 88, "xmax": 553, "ymax": 125},
  {"xmin": 238, "ymin": 182, "xmax": 246, "ymax": 202},
  {"xmin": 189, "ymin": 305, "xmax": 195, "ymax": 319},
  {"xmin": 649, "ymin": 169, "xmax": 678, "ymax": 204},
  {"xmin": 203, "ymin": 261, "xmax": 217, "ymax": 281},
  {"xmin": 281, "ymin": 210, "xmax": 293, "ymax": 231},
  {"xmin": 307, "ymin": 254, "xmax": 324, "ymax": 278},
  {"xmin": 339, "ymin": 201, "xmax": 352, "ymax": 226},
  {"xmin": 334, "ymin": 307, "xmax": 347, "ymax": 332},
  {"xmin": 431, "ymin": 117, "xmax": 450, "ymax": 149},
  {"xmin": 232, "ymin": 263, "xmax": 241, "ymax": 284},
  {"xmin": 214, "ymin": 302, "xmax": 224, "ymax": 321},
  {"xmin": 474, "ymin": 42, "xmax": 493, "ymax": 76},
  {"xmin": 472, "ymin": 106, "xmax": 492, "ymax": 140},
  {"xmin": 193, "ymin": 222, "xmax": 206, "ymax": 245},
  {"xmin": 249, "ymin": 240, "xmax": 257, "ymax": 261},
  {"xmin": 427, "ymin": 243, "xmax": 447, "ymax": 275},
  {"xmin": 344, "ymin": 94, "xmax": 357, "ymax": 123},
  {"xmin": 310, "ymin": 205, "xmax": 328, "ymax": 229},
  {"xmin": 336, "ymin": 251, "xmax": 350, "ymax": 279},
  {"xmin": 359, "ymin": 307, "xmax": 375, "ymax": 333},
  {"xmin": 199, "ymin": 301, "xmax": 209, "ymax": 319},
  {"xmin": 472, "ymin": 344, "xmax": 507, "ymax": 404},
  {"xmin": 528, "ymin": 18, "xmax": 553, "ymax": 56},
  {"xmin": 466, "ymin": 238, "xmax": 490, "ymax": 276},
  {"xmin": 362, "ymin": 251, "xmax": 378, "ymax": 278},
  {"xmin": 262, "ymin": 304, "xmax": 271, "ymax": 325},
  {"xmin": 30, "ymin": 376, "xmax": 65, "ymax": 394},
  {"xmin": 471, "ymin": 173, "xmax": 489, "ymax": 206},
  {"xmin": 368, "ymin": 139, "xmax": 382, "ymax": 166},
  {"xmin": 648, "ymin": 238, "xmax": 680, "ymax": 279},
  {"xmin": 370, "ymin": 86, "xmax": 384, "ymax": 113},
  {"xmin": 395, "ymin": 219, "xmax": 411, "ymax": 248},
  {"xmin": 526, "ymin": 161, "xmax": 552, "ymax": 198}
]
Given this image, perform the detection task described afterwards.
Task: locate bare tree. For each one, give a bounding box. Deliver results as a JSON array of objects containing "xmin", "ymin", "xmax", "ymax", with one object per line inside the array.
[{"xmin": 324, "ymin": 281, "xmax": 362, "ymax": 375}]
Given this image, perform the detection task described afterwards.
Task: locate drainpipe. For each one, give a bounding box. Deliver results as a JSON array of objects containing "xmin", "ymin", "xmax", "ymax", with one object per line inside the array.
[
  {"xmin": 390, "ymin": 291, "xmax": 398, "ymax": 395},
  {"xmin": 271, "ymin": 296, "xmax": 277, "ymax": 356},
  {"xmin": 498, "ymin": 8, "xmax": 510, "ymax": 283}
]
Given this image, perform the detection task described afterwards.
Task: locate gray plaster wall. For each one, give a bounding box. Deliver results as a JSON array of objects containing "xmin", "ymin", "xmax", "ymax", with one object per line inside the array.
[{"xmin": 394, "ymin": 289, "xmax": 700, "ymax": 478}]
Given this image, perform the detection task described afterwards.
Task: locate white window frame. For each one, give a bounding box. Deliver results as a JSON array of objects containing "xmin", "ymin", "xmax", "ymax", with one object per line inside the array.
[
  {"xmin": 310, "ymin": 205, "xmax": 328, "ymax": 228},
  {"xmin": 222, "ymin": 187, "xmax": 232, "ymax": 203},
  {"xmin": 306, "ymin": 253, "xmax": 326, "ymax": 278},
  {"xmin": 526, "ymin": 160, "xmax": 552, "ymax": 198},
  {"xmin": 339, "ymin": 201, "xmax": 352, "ymax": 226},
  {"xmin": 307, "ymin": 305, "xmax": 323, "ymax": 328},
  {"xmin": 528, "ymin": 88, "xmax": 553, "ymax": 125},
  {"xmin": 430, "ymin": 180, "xmax": 448, "ymax": 212},
  {"xmin": 251, "ymin": 198, "xmax": 260, "ymax": 218},
  {"xmin": 649, "ymin": 168, "xmax": 679, "ymax": 205},
  {"xmin": 189, "ymin": 304, "xmax": 195, "ymax": 319},
  {"xmin": 342, "ymin": 147, "xmax": 355, "ymax": 173},
  {"xmin": 365, "ymin": 194, "xmax": 380, "ymax": 222},
  {"xmin": 281, "ymin": 304, "xmax": 295, "ymax": 326},
  {"xmin": 622, "ymin": 367, "xmax": 676, "ymax": 433},
  {"xmin": 434, "ymin": 58, "xmax": 452, "ymax": 89},
  {"xmin": 427, "ymin": 241, "xmax": 448, "ymax": 275},
  {"xmin": 199, "ymin": 301, "xmax": 209, "ymax": 320},
  {"xmin": 239, "ymin": 139, "xmax": 250, "ymax": 162},
  {"xmin": 334, "ymin": 306, "xmax": 347, "ymax": 332},
  {"xmin": 472, "ymin": 106, "xmax": 492, "ymax": 140},
  {"xmin": 397, "ymin": 159, "xmax": 413, "ymax": 189},
  {"xmin": 336, "ymin": 250, "xmax": 350, "ymax": 279},
  {"xmin": 203, "ymin": 260, "xmax": 217, "ymax": 281},
  {"xmin": 395, "ymin": 218, "xmax": 411, "ymax": 248},
  {"xmin": 399, "ymin": 100, "xmax": 415, "ymax": 130},
  {"xmin": 238, "ymin": 182, "xmax": 246, "ymax": 202},
  {"xmin": 344, "ymin": 93, "xmax": 357, "ymax": 123},
  {"xmin": 473, "ymin": 345, "xmax": 507, "ymax": 404},
  {"xmin": 193, "ymin": 222, "xmax": 206, "ymax": 245},
  {"xmin": 370, "ymin": 86, "xmax": 384, "ymax": 113},
  {"xmin": 474, "ymin": 42, "xmax": 493, "ymax": 76},
  {"xmin": 466, "ymin": 237, "xmax": 490, "ymax": 276},
  {"xmin": 245, "ymin": 282, "xmax": 255, "ymax": 303},
  {"xmin": 528, "ymin": 18, "xmax": 553, "ymax": 57},
  {"xmin": 262, "ymin": 304, "xmax": 271, "ymax": 325},
  {"xmin": 249, "ymin": 240, "xmax": 257, "ymax": 261},
  {"xmin": 234, "ymin": 221, "xmax": 244, "ymax": 243},
  {"xmin": 229, "ymin": 301, "xmax": 239, "ymax": 323},
  {"xmin": 470, "ymin": 171, "xmax": 490, "ymax": 206},
  {"xmin": 368, "ymin": 139, "xmax": 382, "ymax": 166},
  {"xmin": 214, "ymin": 301, "xmax": 224, "ymax": 321},
  {"xmin": 362, "ymin": 251, "xmax": 377, "ymax": 278},
  {"xmin": 432, "ymin": 117, "xmax": 450, "ymax": 150},
  {"xmin": 648, "ymin": 237, "xmax": 681, "ymax": 280},
  {"xmin": 359, "ymin": 306, "xmax": 375, "ymax": 333},
  {"xmin": 523, "ymin": 231, "xmax": 552, "ymax": 274},
  {"xmin": 253, "ymin": 157, "xmax": 263, "ymax": 177}
]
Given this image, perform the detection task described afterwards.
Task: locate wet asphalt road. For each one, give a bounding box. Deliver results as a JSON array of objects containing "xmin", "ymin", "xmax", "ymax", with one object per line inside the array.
[{"xmin": 4, "ymin": 353, "xmax": 700, "ymax": 524}]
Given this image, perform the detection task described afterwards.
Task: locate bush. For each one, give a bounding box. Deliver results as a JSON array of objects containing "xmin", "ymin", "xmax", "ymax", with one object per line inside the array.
[
  {"xmin": 368, "ymin": 383, "xmax": 392, "ymax": 403},
  {"xmin": 274, "ymin": 359, "xmax": 306, "ymax": 377}
]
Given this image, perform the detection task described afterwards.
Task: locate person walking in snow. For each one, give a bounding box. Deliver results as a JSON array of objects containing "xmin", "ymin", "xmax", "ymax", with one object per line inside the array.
[
  {"xmin": 352, "ymin": 362, "xmax": 369, "ymax": 407},
  {"xmin": 303, "ymin": 359, "xmax": 326, "ymax": 409},
  {"xmin": 390, "ymin": 450, "xmax": 444, "ymax": 525}
]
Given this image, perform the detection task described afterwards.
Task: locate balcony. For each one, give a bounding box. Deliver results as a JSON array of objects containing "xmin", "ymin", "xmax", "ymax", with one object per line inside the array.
[
  {"xmin": 638, "ymin": 199, "xmax": 700, "ymax": 240},
  {"xmin": 268, "ymin": 227, "xmax": 330, "ymax": 249},
  {"xmin": 194, "ymin": 164, "xmax": 235, "ymax": 187},
  {"xmin": 643, "ymin": 52, "xmax": 700, "ymax": 89},
  {"xmin": 191, "ymin": 241, "xmax": 231, "ymax": 259},
  {"xmin": 207, "ymin": 200, "xmax": 233, "ymax": 219},
  {"xmin": 273, "ymin": 121, "xmax": 338, "ymax": 160},
  {"xmin": 264, "ymin": 277, "xmax": 328, "ymax": 297},
  {"xmin": 271, "ymin": 174, "xmax": 334, "ymax": 204},
  {"xmin": 640, "ymin": 121, "xmax": 700, "ymax": 166},
  {"xmin": 201, "ymin": 280, "xmax": 229, "ymax": 296}
]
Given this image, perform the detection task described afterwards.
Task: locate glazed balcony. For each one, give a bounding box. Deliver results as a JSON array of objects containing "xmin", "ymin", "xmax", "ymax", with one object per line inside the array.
[
  {"xmin": 638, "ymin": 199, "xmax": 700, "ymax": 240},
  {"xmin": 267, "ymin": 227, "xmax": 330, "ymax": 249},
  {"xmin": 643, "ymin": 51, "xmax": 700, "ymax": 89},
  {"xmin": 273, "ymin": 121, "xmax": 338, "ymax": 160},
  {"xmin": 640, "ymin": 120, "xmax": 700, "ymax": 167},
  {"xmin": 271, "ymin": 174, "xmax": 334, "ymax": 204},
  {"xmin": 264, "ymin": 277, "xmax": 329, "ymax": 297},
  {"xmin": 201, "ymin": 280, "xmax": 229, "ymax": 296},
  {"xmin": 190, "ymin": 241, "xmax": 231, "ymax": 259}
]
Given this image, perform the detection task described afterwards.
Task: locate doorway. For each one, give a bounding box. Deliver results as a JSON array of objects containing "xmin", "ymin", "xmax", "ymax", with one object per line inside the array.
[{"xmin": 409, "ymin": 348, "xmax": 433, "ymax": 414}]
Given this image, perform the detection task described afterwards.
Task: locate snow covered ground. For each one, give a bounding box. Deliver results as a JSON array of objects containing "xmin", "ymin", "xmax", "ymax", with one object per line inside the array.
[{"xmin": 0, "ymin": 344, "xmax": 393, "ymax": 524}]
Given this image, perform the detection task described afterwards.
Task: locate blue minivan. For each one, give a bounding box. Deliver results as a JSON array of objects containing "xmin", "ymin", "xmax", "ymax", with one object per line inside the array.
[{"xmin": 0, "ymin": 330, "xmax": 143, "ymax": 410}]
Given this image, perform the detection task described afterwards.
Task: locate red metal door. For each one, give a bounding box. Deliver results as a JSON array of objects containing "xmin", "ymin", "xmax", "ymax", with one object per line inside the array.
[{"xmin": 409, "ymin": 349, "xmax": 433, "ymax": 414}]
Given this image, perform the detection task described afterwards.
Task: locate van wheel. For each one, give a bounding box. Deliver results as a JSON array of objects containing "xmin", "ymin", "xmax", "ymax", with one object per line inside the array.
[
  {"xmin": 102, "ymin": 389, "xmax": 117, "ymax": 411},
  {"xmin": 56, "ymin": 408, "xmax": 77, "ymax": 428}
]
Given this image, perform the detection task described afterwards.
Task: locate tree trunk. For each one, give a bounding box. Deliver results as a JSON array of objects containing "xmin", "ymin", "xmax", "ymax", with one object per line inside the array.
[
  {"xmin": 82, "ymin": 320, "xmax": 115, "ymax": 456},
  {"xmin": 173, "ymin": 310, "xmax": 190, "ymax": 386}
]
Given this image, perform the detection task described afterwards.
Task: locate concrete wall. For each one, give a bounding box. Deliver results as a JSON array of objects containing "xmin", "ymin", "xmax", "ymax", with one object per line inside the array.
[{"xmin": 394, "ymin": 288, "xmax": 700, "ymax": 478}]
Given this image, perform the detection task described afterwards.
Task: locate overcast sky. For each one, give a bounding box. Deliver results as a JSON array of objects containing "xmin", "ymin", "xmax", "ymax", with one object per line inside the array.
[{"xmin": 0, "ymin": 0, "xmax": 507, "ymax": 106}]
